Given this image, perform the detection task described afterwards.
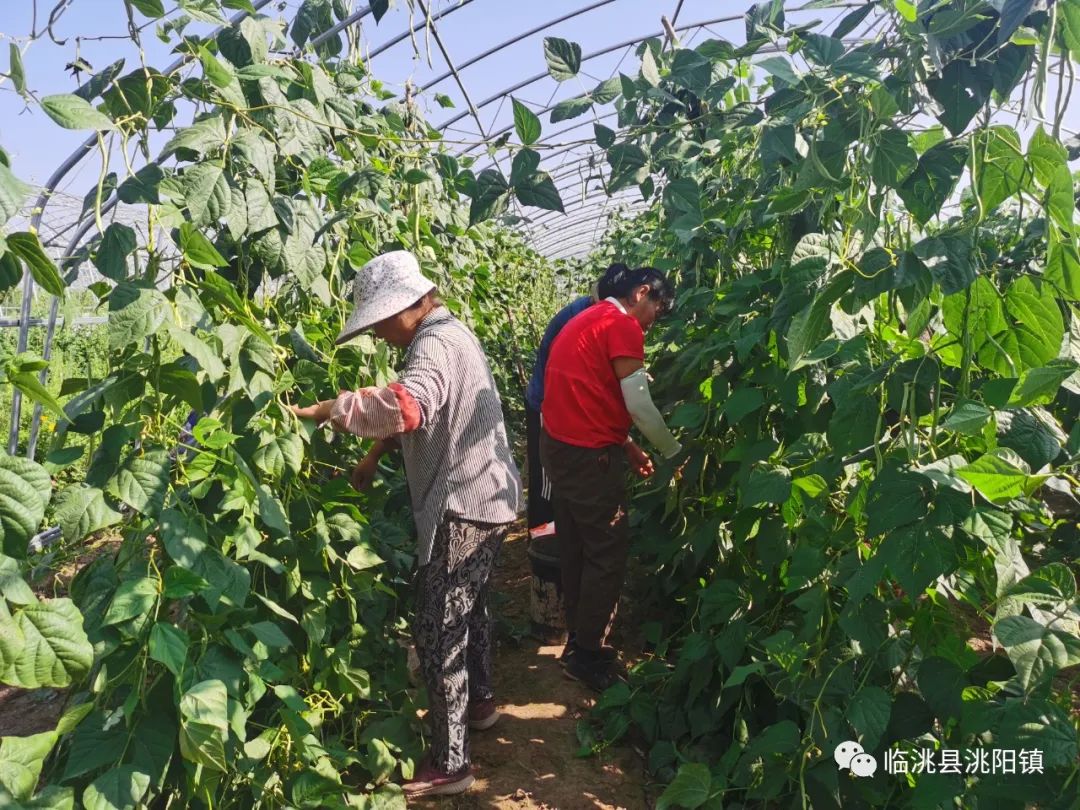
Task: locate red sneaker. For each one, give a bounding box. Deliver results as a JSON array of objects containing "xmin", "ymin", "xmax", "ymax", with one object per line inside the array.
[
  {"xmin": 402, "ymin": 762, "xmax": 475, "ymax": 798},
  {"xmin": 469, "ymin": 698, "xmax": 501, "ymax": 731}
]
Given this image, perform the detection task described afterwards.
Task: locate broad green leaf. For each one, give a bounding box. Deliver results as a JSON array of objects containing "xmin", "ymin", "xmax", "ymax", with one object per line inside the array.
[
  {"xmin": 346, "ymin": 543, "xmax": 384, "ymax": 571},
  {"xmin": 41, "ymin": 94, "xmax": 115, "ymax": 130},
  {"xmin": 116, "ymin": 163, "xmax": 164, "ymax": 205},
  {"xmin": 1046, "ymin": 231, "xmax": 1080, "ymax": 301},
  {"xmin": 4, "ymin": 598, "xmax": 93, "ymax": 688},
  {"xmin": 178, "ymin": 222, "xmax": 227, "ymax": 269},
  {"xmin": 161, "ymin": 115, "xmax": 226, "ymax": 158},
  {"xmin": 130, "ymin": 0, "xmax": 165, "ymax": 17},
  {"xmin": 183, "ymin": 163, "xmax": 229, "ymax": 227},
  {"xmin": 93, "ymin": 223, "xmax": 136, "ymax": 282},
  {"xmin": 179, "ymin": 679, "xmax": 229, "ymax": 771},
  {"xmin": 515, "ymin": 172, "xmax": 564, "ymax": 213},
  {"xmin": 870, "ymin": 128, "xmax": 917, "ymax": 188},
  {"xmin": 510, "ymin": 149, "xmax": 541, "ymax": 187},
  {"xmin": 8, "ymin": 367, "xmax": 67, "ymax": 422},
  {"xmin": 657, "ymin": 762, "xmax": 711, "ymax": 810},
  {"xmin": 180, "ymin": 679, "xmax": 229, "ymax": 726},
  {"xmin": 942, "ymin": 400, "xmax": 992, "ymax": 435},
  {"xmin": 0, "ymin": 554, "xmax": 34, "ymax": 604},
  {"xmin": 550, "ymin": 95, "xmax": 593, "ymax": 124},
  {"xmin": 792, "ymin": 474, "xmax": 828, "ymax": 498},
  {"xmin": 162, "ymin": 566, "xmax": 209, "ymax": 599},
  {"xmin": 721, "ymin": 387, "xmax": 764, "ymax": 423},
  {"xmin": 468, "ymin": 169, "xmax": 509, "ymax": 225},
  {"xmin": 787, "ymin": 271, "xmax": 851, "ymax": 368},
  {"xmin": 998, "ymin": 408, "xmax": 1065, "ymax": 470},
  {"xmin": 999, "ymin": 0, "xmax": 1036, "ymax": 43},
  {"xmin": 1027, "ymin": 125, "xmax": 1067, "ymax": 187},
  {"xmin": 62, "ymin": 711, "xmax": 128, "ymax": 781},
  {"xmin": 544, "ymin": 37, "xmax": 581, "ymax": 81},
  {"xmin": 511, "ymin": 98, "xmax": 541, "ymax": 146},
  {"xmin": 892, "ymin": 0, "xmax": 917, "ymax": 22},
  {"xmin": 997, "ymin": 699, "xmax": 1079, "ymax": 768},
  {"xmin": 592, "ymin": 76, "xmax": 622, "ymax": 105},
  {"xmin": 641, "ymin": 46, "xmax": 661, "ymax": 87},
  {"xmin": 107, "ymin": 449, "xmax": 170, "ymax": 516},
  {"xmin": 878, "ymin": 523, "xmax": 956, "ymax": 595},
  {"xmin": 975, "ymin": 126, "xmax": 1025, "ymax": 211},
  {"xmin": 102, "ymin": 577, "xmax": 158, "ymax": 627},
  {"xmin": 234, "ymin": 129, "xmax": 275, "ymax": 183},
  {"xmin": 866, "ymin": 467, "xmax": 927, "ymax": 536},
  {"xmin": 834, "ymin": 4, "xmax": 874, "ymax": 38},
  {"xmin": 915, "ymin": 230, "xmax": 975, "ymax": 295},
  {"xmin": 82, "ymin": 766, "xmax": 151, "ymax": 810},
  {"xmin": 1061, "ymin": 0, "xmax": 1080, "ymax": 56},
  {"xmin": 994, "ymin": 614, "xmax": 1080, "ymax": 691},
  {"xmin": 166, "ymin": 326, "xmax": 227, "ymax": 381},
  {"xmin": 926, "ymin": 60, "xmax": 993, "ymax": 136},
  {"xmin": 248, "ymin": 621, "xmax": 292, "ymax": 648},
  {"xmin": 253, "ymin": 433, "xmax": 304, "ymax": 479},
  {"xmin": 1045, "ymin": 164, "xmax": 1075, "ymax": 231},
  {"xmin": 759, "ymin": 56, "xmax": 799, "ymax": 85},
  {"xmin": 985, "ymin": 276, "xmax": 1065, "ymax": 376},
  {"xmin": 108, "ymin": 283, "xmax": 169, "ymax": 351},
  {"xmin": 1009, "ymin": 362, "xmax": 1077, "ymax": 407},
  {"xmin": 917, "ymin": 656, "xmax": 967, "ymax": 723},
  {"xmin": 0, "ymin": 732, "xmax": 58, "ymax": 800},
  {"xmin": 1004, "ymin": 563, "xmax": 1077, "ymax": 607},
  {"xmin": 847, "ymin": 686, "xmax": 890, "ymax": 749},
  {"xmin": 178, "ymin": 0, "xmax": 227, "ymax": 24},
  {"xmin": 244, "ymin": 179, "xmax": 278, "ymax": 234},
  {"xmin": 0, "ymin": 453, "xmax": 51, "ymax": 559},
  {"xmin": 897, "ymin": 140, "xmax": 968, "ymax": 224},
  {"xmin": 149, "ymin": 622, "xmax": 189, "ymax": 677},
  {"xmin": 0, "ymin": 163, "xmax": 31, "ymax": 229},
  {"xmin": 8, "ymin": 43, "xmax": 26, "ymax": 95},
  {"xmin": 6, "ymin": 232, "xmax": 65, "ymax": 297},
  {"xmin": 199, "ymin": 46, "xmax": 235, "ymax": 89},
  {"xmin": 22, "ymin": 784, "xmax": 75, "ymax": 808},
  {"xmin": 743, "ymin": 465, "xmax": 792, "ymax": 506},
  {"xmin": 52, "ymin": 485, "xmax": 122, "ymax": 542},
  {"xmin": 957, "ymin": 452, "xmax": 1042, "ymax": 503}
]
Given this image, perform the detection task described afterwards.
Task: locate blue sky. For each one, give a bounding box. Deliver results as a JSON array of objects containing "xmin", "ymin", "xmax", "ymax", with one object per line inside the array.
[
  {"xmin": 1, "ymin": 0, "xmax": 1076, "ymax": 258},
  {"xmin": 0, "ymin": 0, "xmax": 773, "ymax": 182},
  {"xmin": 0, "ymin": 0, "xmax": 858, "ymax": 256}
]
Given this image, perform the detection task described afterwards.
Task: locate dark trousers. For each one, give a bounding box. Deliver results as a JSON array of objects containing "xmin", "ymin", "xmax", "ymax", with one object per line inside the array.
[
  {"xmin": 413, "ymin": 518, "xmax": 508, "ymax": 773},
  {"xmin": 525, "ymin": 404, "xmax": 555, "ymax": 529},
  {"xmin": 539, "ymin": 430, "xmax": 629, "ymax": 652}
]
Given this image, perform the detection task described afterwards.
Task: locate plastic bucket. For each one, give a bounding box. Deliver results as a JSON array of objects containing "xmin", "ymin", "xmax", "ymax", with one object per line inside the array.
[{"xmin": 526, "ymin": 533, "xmax": 565, "ymax": 644}]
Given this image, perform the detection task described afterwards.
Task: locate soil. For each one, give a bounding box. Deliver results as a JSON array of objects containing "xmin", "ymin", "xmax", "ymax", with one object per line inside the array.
[{"xmin": 413, "ymin": 530, "xmax": 653, "ymax": 810}]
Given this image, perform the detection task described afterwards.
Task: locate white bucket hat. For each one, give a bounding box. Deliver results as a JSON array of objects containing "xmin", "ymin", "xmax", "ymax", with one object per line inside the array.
[{"xmin": 336, "ymin": 250, "xmax": 436, "ymax": 344}]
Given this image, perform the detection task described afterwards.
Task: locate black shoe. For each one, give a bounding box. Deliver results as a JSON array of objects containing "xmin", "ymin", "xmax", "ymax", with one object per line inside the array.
[
  {"xmin": 559, "ymin": 632, "xmax": 576, "ymax": 666},
  {"xmin": 559, "ymin": 635, "xmax": 618, "ymax": 668},
  {"xmin": 563, "ymin": 651, "xmax": 621, "ymax": 692}
]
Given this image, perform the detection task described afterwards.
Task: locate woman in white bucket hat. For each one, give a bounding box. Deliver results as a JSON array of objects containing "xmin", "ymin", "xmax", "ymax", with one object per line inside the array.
[{"xmin": 292, "ymin": 250, "xmax": 522, "ymax": 798}]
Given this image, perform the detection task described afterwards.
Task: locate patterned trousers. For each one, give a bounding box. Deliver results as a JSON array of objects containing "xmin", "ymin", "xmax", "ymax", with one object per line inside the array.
[{"xmin": 413, "ymin": 517, "xmax": 509, "ymax": 773}]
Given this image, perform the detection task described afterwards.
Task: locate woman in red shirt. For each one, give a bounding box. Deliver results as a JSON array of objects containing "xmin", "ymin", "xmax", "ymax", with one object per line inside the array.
[{"xmin": 539, "ymin": 264, "xmax": 681, "ymax": 690}]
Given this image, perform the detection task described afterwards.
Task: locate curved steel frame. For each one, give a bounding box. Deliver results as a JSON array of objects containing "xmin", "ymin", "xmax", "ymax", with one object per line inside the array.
[
  {"xmin": 9, "ymin": 0, "xmax": 277, "ymax": 454},
  {"xmin": 3, "ymin": 0, "xmax": 928, "ymax": 455}
]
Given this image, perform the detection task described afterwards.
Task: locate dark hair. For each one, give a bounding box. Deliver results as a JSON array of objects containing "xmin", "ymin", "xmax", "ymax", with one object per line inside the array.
[{"xmin": 597, "ymin": 263, "xmax": 674, "ymax": 316}]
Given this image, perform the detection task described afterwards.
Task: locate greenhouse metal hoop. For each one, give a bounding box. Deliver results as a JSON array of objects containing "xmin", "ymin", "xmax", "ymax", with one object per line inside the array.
[{"xmin": 8, "ymin": 0, "xmax": 1069, "ymax": 456}]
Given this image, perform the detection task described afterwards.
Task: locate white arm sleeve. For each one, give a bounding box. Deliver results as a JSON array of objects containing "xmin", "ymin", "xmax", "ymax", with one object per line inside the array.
[{"xmin": 620, "ymin": 368, "xmax": 682, "ymax": 459}]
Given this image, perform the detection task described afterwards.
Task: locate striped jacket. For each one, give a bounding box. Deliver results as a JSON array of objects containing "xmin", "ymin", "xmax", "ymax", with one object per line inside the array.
[{"xmin": 332, "ymin": 307, "xmax": 522, "ymax": 565}]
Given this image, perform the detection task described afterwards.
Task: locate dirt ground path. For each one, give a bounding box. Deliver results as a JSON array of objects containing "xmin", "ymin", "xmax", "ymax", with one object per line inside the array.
[{"xmin": 414, "ymin": 530, "xmax": 651, "ymax": 810}]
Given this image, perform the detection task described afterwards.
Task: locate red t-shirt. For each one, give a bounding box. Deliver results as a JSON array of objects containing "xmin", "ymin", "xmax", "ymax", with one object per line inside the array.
[{"xmin": 541, "ymin": 301, "xmax": 645, "ymax": 448}]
